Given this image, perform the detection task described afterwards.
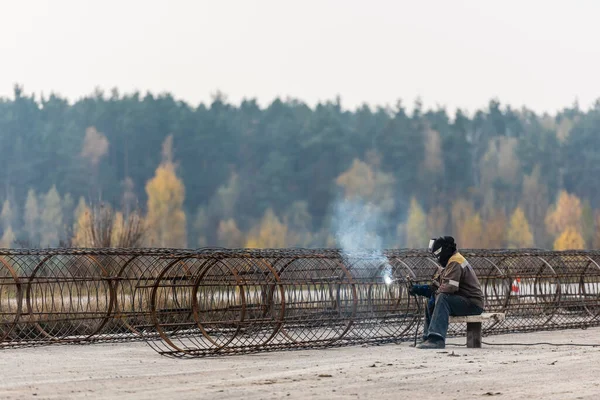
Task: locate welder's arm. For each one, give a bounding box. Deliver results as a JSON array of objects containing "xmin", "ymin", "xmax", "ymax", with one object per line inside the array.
[
  {"xmin": 436, "ymin": 262, "xmax": 462, "ymax": 294},
  {"xmin": 409, "ymin": 284, "xmax": 433, "ymax": 298}
]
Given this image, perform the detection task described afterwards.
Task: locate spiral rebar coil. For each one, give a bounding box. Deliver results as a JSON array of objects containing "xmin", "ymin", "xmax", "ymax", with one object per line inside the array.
[{"xmin": 0, "ymin": 248, "xmax": 599, "ymax": 357}]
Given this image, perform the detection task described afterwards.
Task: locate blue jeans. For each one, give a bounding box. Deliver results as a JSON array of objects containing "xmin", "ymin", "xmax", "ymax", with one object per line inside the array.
[{"xmin": 423, "ymin": 293, "xmax": 483, "ymax": 340}]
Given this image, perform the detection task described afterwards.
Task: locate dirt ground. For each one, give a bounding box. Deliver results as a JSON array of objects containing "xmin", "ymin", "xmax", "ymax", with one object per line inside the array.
[{"xmin": 1, "ymin": 328, "xmax": 600, "ymax": 400}]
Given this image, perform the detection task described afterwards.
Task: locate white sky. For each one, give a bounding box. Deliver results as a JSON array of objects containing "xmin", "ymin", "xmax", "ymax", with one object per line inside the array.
[{"xmin": 1, "ymin": 0, "xmax": 599, "ymax": 114}]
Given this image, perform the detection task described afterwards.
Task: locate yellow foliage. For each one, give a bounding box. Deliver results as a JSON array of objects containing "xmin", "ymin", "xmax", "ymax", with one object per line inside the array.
[
  {"xmin": 72, "ymin": 198, "xmax": 92, "ymax": 247},
  {"xmin": 554, "ymin": 227, "xmax": 585, "ymax": 250},
  {"xmin": 217, "ymin": 219, "xmax": 245, "ymax": 248},
  {"xmin": 24, "ymin": 189, "xmax": 39, "ymax": 243},
  {"xmin": 542, "ymin": 116, "xmax": 577, "ymax": 143},
  {"xmin": 145, "ymin": 152, "xmax": 187, "ymax": 248},
  {"xmin": 451, "ymin": 198, "xmax": 476, "ymax": 237},
  {"xmin": 335, "ymin": 158, "xmax": 395, "ymax": 213},
  {"xmin": 0, "ymin": 226, "xmax": 15, "ymax": 248},
  {"xmin": 460, "ymin": 213, "xmax": 483, "ymax": 249},
  {"xmin": 245, "ymin": 209, "xmax": 288, "ymax": 249},
  {"xmin": 482, "ymin": 209, "xmax": 507, "ymax": 248},
  {"xmin": 594, "ymin": 211, "xmax": 600, "ymax": 249},
  {"xmin": 111, "ymin": 212, "xmax": 125, "ymax": 246},
  {"xmin": 0, "ymin": 199, "xmax": 13, "ymax": 230},
  {"xmin": 405, "ymin": 197, "xmax": 427, "ymax": 248},
  {"xmin": 336, "ymin": 159, "xmax": 374, "ymax": 198},
  {"xmin": 80, "ymin": 126, "xmax": 109, "ymax": 167},
  {"xmin": 545, "ymin": 191, "xmax": 582, "ymax": 237},
  {"xmin": 507, "ymin": 207, "xmax": 534, "ymax": 249},
  {"xmin": 40, "ymin": 185, "xmax": 64, "ymax": 247}
]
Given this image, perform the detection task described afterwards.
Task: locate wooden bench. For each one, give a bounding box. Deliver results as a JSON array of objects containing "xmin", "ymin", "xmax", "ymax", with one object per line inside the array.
[{"xmin": 449, "ymin": 312, "xmax": 505, "ymax": 348}]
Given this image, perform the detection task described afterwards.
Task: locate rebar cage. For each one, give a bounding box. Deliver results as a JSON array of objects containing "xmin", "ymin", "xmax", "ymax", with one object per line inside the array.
[{"xmin": 0, "ymin": 248, "xmax": 598, "ymax": 357}]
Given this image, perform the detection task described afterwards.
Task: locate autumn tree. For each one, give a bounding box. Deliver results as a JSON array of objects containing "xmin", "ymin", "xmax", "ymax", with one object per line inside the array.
[
  {"xmin": 507, "ymin": 207, "xmax": 534, "ymax": 248},
  {"xmin": 460, "ymin": 212, "xmax": 483, "ymax": 249},
  {"xmin": 217, "ymin": 219, "xmax": 245, "ymax": 248},
  {"xmin": 405, "ymin": 197, "xmax": 427, "ymax": 248},
  {"xmin": 336, "ymin": 158, "xmax": 395, "ymax": 213},
  {"xmin": 0, "ymin": 199, "xmax": 15, "ymax": 248},
  {"xmin": 245, "ymin": 208, "xmax": 288, "ymax": 248},
  {"xmin": 72, "ymin": 198, "xmax": 145, "ymax": 248},
  {"xmin": 554, "ymin": 227, "xmax": 585, "ymax": 250},
  {"xmin": 0, "ymin": 199, "xmax": 13, "ymax": 231},
  {"xmin": 72, "ymin": 197, "xmax": 92, "ymax": 247},
  {"xmin": 39, "ymin": 185, "xmax": 63, "ymax": 247},
  {"xmin": 0, "ymin": 226, "xmax": 15, "ymax": 248},
  {"xmin": 594, "ymin": 210, "xmax": 600, "ymax": 249},
  {"xmin": 482, "ymin": 208, "xmax": 507, "ymax": 248},
  {"xmin": 545, "ymin": 191, "xmax": 583, "ymax": 237},
  {"xmin": 80, "ymin": 126, "xmax": 109, "ymax": 198},
  {"xmin": 451, "ymin": 199, "xmax": 473, "ymax": 234},
  {"xmin": 210, "ymin": 171, "xmax": 240, "ymax": 220},
  {"xmin": 24, "ymin": 189, "xmax": 39, "ymax": 245},
  {"xmin": 145, "ymin": 135, "xmax": 187, "ymax": 248}
]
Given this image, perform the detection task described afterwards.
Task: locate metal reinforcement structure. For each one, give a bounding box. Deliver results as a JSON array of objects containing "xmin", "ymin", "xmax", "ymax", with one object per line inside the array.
[{"xmin": 0, "ymin": 247, "xmax": 599, "ymax": 357}]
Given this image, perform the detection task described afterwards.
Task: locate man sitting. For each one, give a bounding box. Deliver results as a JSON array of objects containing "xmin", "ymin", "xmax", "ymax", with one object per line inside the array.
[{"xmin": 410, "ymin": 236, "xmax": 484, "ymax": 349}]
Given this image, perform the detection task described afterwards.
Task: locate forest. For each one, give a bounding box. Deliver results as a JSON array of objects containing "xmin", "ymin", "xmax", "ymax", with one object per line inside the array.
[{"xmin": 0, "ymin": 84, "xmax": 596, "ymax": 250}]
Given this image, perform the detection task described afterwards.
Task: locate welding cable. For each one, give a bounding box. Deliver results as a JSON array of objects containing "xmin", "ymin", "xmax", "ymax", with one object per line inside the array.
[
  {"xmin": 445, "ymin": 341, "xmax": 600, "ymax": 347},
  {"xmin": 404, "ymin": 276, "xmax": 421, "ymax": 347},
  {"xmin": 482, "ymin": 341, "xmax": 600, "ymax": 347},
  {"xmin": 413, "ymin": 294, "xmax": 421, "ymax": 347}
]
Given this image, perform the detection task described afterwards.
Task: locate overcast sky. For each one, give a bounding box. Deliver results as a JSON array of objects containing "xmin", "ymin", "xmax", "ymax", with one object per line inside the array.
[{"xmin": 1, "ymin": 0, "xmax": 599, "ymax": 114}]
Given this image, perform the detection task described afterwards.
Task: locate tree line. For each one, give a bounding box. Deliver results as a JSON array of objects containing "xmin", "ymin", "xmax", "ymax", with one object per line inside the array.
[{"xmin": 0, "ymin": 84, "xmax": 597, "ymax": 250}]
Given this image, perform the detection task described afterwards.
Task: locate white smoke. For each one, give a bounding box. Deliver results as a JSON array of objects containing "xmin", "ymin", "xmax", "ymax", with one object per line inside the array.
[{"xmin": 331, "ymin": 198, "xmax": 394, "ymax": 284}]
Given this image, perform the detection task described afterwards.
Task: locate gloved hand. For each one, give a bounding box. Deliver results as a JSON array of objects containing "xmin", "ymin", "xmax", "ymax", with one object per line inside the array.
[{"xmin": 409, "ymin": 284, "xmax": 433, "ymax": 298}]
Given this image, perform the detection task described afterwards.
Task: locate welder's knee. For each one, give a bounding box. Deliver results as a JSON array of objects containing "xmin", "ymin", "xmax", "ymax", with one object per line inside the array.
[{"xmin": 436, "ymin": 293, "xmax": 451, "ymax": 303}]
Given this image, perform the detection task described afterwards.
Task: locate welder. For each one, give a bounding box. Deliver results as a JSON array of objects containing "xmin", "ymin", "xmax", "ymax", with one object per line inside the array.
[{"xmin": 410, "ymin": 236, "xmax": 484, "ymax": 349}]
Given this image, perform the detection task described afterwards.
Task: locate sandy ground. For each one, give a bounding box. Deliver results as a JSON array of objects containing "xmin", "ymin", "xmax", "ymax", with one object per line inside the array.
[{"xmin": 1, "ymin": 328, "xmax": 600, "ymax": 400}]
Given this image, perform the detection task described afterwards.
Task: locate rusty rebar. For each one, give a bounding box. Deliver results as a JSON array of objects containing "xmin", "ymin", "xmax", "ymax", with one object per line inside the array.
[{"xmin": 0, "ymin": 248, "xmax": 598, "ymax": 356}]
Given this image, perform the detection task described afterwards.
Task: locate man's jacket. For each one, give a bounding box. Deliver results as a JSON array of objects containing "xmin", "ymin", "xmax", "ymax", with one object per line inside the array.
[{"xmin": 434, "ymin": 252, "xmax": 484, "ymax": 309}]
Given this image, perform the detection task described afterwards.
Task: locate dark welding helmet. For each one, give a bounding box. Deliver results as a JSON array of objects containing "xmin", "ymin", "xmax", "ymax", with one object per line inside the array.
[{"xmin": 428, "ymin": 236, "xmax": 457, "ymax": 267}]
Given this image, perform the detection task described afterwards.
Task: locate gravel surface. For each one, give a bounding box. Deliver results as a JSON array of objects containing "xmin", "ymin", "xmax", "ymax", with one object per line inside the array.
[{"xmin": 1, "ymin": 328, "xmax": 599, "ymax": 399}]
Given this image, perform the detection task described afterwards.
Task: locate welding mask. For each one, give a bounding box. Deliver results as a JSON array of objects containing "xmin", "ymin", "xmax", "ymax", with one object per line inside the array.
[{"xmin": 428, "ymin": 236, "xmax": 457, "ymax": 267}]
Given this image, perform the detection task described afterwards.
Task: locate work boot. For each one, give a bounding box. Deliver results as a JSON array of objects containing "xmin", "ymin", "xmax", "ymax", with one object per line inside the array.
[
  {"xmin": 410, "ymin": 336, "xmax": 429, "ymax": 347},
  {"xmin": 417, "ymin": 336, "xmax": 445, "ymax": 349}
]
